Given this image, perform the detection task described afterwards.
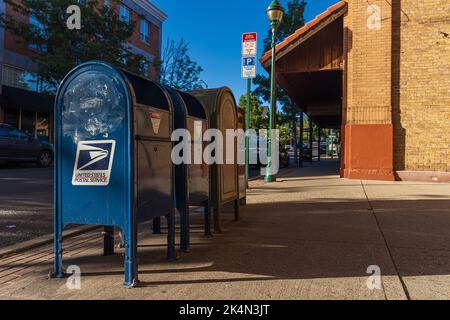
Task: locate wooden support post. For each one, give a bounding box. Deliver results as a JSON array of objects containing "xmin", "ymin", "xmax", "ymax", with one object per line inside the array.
[
  {"xmin": 299, "ymin": 112, "xmax": 304, "ymax": 168},
  {"xmin": 318, "ymin": 127, "xmax": 321, "ymax": 162},
  {"xmin": 309, "ymin": 119, "xmax": 313, "ymax": 164}
]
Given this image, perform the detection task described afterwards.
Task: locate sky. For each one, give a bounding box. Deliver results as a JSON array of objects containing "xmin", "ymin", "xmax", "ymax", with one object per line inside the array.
[{"xmin": 151, "ymin": 0, "xmax": 340, "ymax": 99}]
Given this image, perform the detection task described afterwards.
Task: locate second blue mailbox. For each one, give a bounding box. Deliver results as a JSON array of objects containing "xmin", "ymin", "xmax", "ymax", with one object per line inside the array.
[{"xmin": 53, "ymin": 61, "xmax": 176, "ymax": 287}]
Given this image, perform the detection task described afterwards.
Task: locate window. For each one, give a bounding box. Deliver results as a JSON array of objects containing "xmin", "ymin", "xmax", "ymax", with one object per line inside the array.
[
  {"xmin": 36, "ymin": 113, "xmax": 50, "ymax": 141},
  {"xmin": 119, "ymin": 4, "xmax": 130, "ymax": 24},
  {"xmin": 20, "ymin": 111, "xmax": 36, "ymax": 136},
  {"xmin": 3, "ymin": 108, "xmax": 19, "ymax": 128},
  {"xmin": 140, "ymin": 19, "xmax": 150, "ymax": 44},
  {"xmin": 2, "ymin": 65, "xmax": 40, "ymax": 91},
  {"xmin": 29, "ymin": 14, "xmax": 48, "ymax": 52},
  {"xmin": 8, "ymin": 128, "xmax": 28, "ymax": 140}
]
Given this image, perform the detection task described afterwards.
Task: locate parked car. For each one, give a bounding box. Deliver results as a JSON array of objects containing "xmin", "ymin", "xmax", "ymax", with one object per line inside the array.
[{"xmin": 0, "ymin": 123, "xmax": 54, "ymax": 167}]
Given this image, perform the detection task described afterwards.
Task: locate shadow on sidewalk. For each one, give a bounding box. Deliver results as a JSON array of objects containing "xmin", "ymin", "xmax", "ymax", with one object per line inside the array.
[{"xmin": 35, "ymin": 196, "xmax": 449, "ymax": 290}]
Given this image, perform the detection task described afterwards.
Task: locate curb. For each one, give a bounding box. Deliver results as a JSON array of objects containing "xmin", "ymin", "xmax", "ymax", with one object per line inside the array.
[{"xmin": 0, "ymin": 225, "xmax": 100, "ymax": 260}]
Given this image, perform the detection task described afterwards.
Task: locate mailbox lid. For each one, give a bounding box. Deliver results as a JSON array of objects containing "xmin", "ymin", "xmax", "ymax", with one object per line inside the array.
[
  {"xmin": 177, "ymin": 91, "xmax": 207, "ymax": 120},
  {"xmin": 121, "ymin": 70, "xmax": 172, "ymax": 139},
  {"xmin": 55, "ymin": 62, "xmax": 133, "ymax": 228}
]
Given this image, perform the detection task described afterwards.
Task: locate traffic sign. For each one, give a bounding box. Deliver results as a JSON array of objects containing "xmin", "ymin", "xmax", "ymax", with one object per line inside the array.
[
  {"xmin": 242, "ymin": 56, "xmax": 256, "ymax": 79},
  {"xmin": 242, "ymin": 32, "xmax": 257, "ymax": 56}
]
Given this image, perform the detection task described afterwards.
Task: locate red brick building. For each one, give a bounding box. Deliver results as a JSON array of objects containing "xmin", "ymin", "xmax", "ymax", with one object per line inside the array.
[
  {"xmin": 0, "ymin": 0, "xmax": 166, "ymax": 141},
  {"xmin": 261, "ymin": 0, "xmax": 450, "ymax": 182}
]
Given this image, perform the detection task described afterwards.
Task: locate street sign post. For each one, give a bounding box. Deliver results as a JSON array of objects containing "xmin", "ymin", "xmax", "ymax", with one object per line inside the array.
[{"xmin": 242, "ymin": 32, "xmax": 257, "ymax": 188}]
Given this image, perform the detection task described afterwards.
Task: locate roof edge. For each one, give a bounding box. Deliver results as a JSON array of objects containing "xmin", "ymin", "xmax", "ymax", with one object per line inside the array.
[{"xmin": 260, "ymin": 1, "xmax": 347, "ymax": 65}]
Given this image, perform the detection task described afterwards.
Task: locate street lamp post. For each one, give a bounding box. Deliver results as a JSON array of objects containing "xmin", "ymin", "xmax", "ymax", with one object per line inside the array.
[{"xmin": 265, "ymin": 0, "xmax": 285, "ymax": 183}]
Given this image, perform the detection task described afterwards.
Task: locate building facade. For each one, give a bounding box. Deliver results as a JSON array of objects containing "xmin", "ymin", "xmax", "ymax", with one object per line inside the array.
[
  {"xmin": 0, "ymin": 0, "xmax": 166, "ymax": 142},
  {"xmin": 261, "ymin": 0, "xmax": 450, "ymax": 182}
]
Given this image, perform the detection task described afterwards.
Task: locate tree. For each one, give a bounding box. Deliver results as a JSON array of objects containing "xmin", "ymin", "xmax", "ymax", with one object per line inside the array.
[
  {"xmin": 255, "ymin": 0, "xmax": 307, "ymax": 164},
  {"xmin": 0, "ymin": 0, "xmax": 149, "ymax": 93},
  {"xmin": 263, "ymin": 0, "xmax": 307, "ymax": 52},
  {"xmin": 158, "ymin": 38, "xmax": 207, "ymax": 90},
  {"xmin": 238, "ymin": 94, "xmax": 268, "ymax": 131}
]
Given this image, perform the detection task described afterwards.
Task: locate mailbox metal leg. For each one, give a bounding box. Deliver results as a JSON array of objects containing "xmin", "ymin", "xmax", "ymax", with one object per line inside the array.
[
  {"xmin": 123, "ymin": 227, "xmax": 138, "ymax": 288},
  {"xmin": 213, "ymin": 202, "xmax": 222, "ymax": 234},
  {"xmin": 166, "ymin": 211, "xmax": 177, "ymax": 261},
  {"xmin": 53, "ymin": 222, "xmax": 64, "ymax": 278},
  {"xmin": 234, "ymin": 198, "xmax": 240, "ymax": 222},
  {"xmin": 152, "ymin": 217, "xmax": 162, "ymax": 234},
  {"xmin": 180, "ymin": 205, "xmax": 190, "ymax": 253},
  {"xmin": 103, "ymin": 226, "xmax": 115, "ymax": 256},
  {"xmin": 204, "ymin": 200, "xmax": 212, "ymax": 237}
]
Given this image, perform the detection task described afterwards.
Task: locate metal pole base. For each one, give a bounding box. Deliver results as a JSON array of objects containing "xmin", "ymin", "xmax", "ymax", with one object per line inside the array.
[{"xmin": 264, "ymin": 175, "xmax": 276, "ymax": 183}]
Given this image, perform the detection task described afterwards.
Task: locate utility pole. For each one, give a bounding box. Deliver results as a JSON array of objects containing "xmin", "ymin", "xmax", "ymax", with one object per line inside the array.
[{"xmin": 245, "ymin": 79, "xmax": 251, "ymax": 188}]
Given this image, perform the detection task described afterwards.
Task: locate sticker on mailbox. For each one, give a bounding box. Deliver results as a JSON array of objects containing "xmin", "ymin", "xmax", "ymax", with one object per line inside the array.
[
  {"xmin": 149, "ymin": 112, "xmax": 161, "ymax": 135},
  {"xmin": 72, "ymin": 140, "xmax": 116, "ymax": 186}
]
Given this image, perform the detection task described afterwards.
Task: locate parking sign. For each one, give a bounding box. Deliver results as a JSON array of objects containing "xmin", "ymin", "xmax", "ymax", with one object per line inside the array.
[
  {"xmin": 242, "ymin": 33, "xmax": 257, "ymax": 79},
  {"xmin": 242, "ymin": 56, "xmax": 256, "ymax": 79}
]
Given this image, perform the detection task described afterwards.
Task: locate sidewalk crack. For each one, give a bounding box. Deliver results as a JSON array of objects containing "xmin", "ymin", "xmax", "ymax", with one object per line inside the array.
[{"xmin": 360, "ymin": 180, "xmax": 412, "ymax": 301}]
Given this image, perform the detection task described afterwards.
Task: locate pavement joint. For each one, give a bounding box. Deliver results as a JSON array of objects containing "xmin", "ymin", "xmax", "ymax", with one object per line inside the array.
[{"xmin": 360, "ymin": 180, "xmax": 411, "ymax": 301}]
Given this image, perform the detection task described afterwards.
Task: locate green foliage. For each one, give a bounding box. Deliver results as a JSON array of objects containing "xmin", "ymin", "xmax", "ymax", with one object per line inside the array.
[
  {"xmin": 238, "ymin": 94, "xmax": 268, "ymax": 131},
  {"xmin": 158, "ymin": 38, "xmax": 206, "ymax": 90},
  {"xmin": 277, "ymin": 123, "xmax": 291, "ymax": 149},
  {"xmin": 0, "ymin": 0, "xmax": 149, "ymax": 92}
]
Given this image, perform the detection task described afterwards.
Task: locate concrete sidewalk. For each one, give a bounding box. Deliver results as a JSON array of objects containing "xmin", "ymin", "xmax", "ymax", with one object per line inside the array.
[{"xmin": 1, "ymin": 160, "xmax": 449, "ymax": 300}]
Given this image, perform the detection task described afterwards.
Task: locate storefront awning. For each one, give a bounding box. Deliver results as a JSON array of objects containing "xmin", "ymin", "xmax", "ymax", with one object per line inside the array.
[{"xmin": 1, "ymin": 85, "xmax": 54, "ymax": 113}]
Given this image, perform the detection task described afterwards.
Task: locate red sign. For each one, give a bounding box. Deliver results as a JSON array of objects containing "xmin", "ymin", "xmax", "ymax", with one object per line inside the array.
[
  {"xmin": 242, "ymin": 32, "xmax": 257, "ymax": 43},
  {"xmin": 242, "ymin": 32, "xmax": 257, "ymax": 56}
]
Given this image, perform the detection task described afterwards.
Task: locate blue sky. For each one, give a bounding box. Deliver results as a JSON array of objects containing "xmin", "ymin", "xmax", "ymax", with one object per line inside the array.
[{"xmin": 151, "ymin": 0, "xmax": 340, "ymax": 100}]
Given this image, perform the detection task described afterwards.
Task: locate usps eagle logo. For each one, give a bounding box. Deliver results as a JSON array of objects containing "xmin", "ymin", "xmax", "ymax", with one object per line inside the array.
[{"xmin": 72, "ymin": 141, "xmax": 116, "ymax": 186}]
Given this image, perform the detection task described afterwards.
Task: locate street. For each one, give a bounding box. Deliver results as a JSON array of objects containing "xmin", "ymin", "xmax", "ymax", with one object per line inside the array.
[
  {"xmin": 0, "ymin": 163, "xmax": 263, "ymax": 249},
  {"xmin": 0, "ymin": 165, "xmax": 53, "ymax": 248}
]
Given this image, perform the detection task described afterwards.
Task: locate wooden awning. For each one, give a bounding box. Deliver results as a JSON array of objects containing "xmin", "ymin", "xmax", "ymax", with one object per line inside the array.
[{"xmin": 260, "ymin": 1, "xmax": 347, "ymax": 128}]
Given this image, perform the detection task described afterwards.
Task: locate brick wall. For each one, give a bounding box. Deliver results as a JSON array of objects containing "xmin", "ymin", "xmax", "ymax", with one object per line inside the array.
[
  {"xmin": 344, "ymin": 0, "xmax": 449, "ymax": 175},
  {"xmin": 343, "ymin": 0, "xmax": 393, "ymax": 125},
  {"xmin": 394, "ymin": 0, "xmax": 450, "ymax": 172},
  {"xmin": 4, "ymin": 0, "xmax": 30, "ymax": 56},
  {"xmin": 109, "ymin": 1, "xmax": 161, "ymax": 80}
]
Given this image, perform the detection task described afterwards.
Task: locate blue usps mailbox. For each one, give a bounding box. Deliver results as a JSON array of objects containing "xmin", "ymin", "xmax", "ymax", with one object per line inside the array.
[{"xmin": 53, "ymin": 61, "xmax": 175, "ymax": 287}]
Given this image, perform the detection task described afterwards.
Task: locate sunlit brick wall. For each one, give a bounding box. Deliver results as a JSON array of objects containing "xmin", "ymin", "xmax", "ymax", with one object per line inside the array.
[
  {"xmin": 394, "ymin": 0, "xmax": 450, "ymax": 172},
  {"xmin": 343, "ymin": 0, "xmax": 393, "ymax": 126}
]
